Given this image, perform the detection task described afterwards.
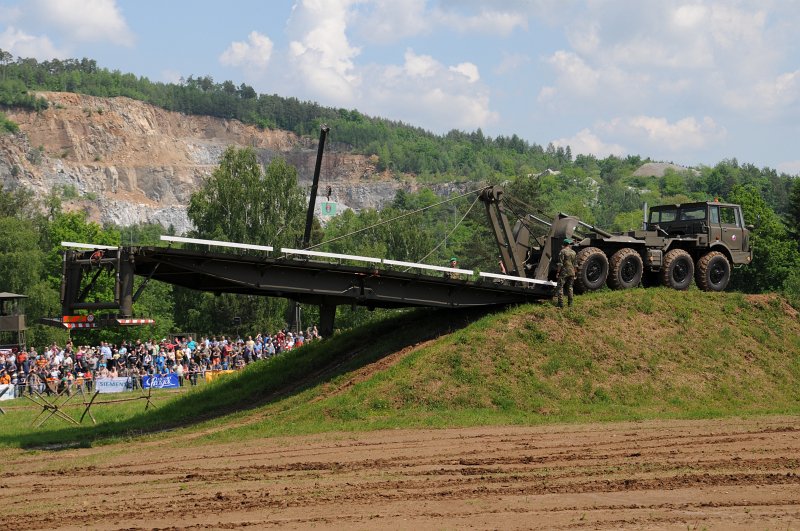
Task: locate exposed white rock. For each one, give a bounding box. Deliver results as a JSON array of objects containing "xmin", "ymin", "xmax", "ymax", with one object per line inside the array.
[{"xmin": 0, "ymin": 92, "xmax": 449, "ymax": 234}]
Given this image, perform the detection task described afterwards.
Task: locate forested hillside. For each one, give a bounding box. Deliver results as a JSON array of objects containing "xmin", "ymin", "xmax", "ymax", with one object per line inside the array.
[{"xmin": 0, "ymin": 52, "xmax": 799, "ymax": 348}]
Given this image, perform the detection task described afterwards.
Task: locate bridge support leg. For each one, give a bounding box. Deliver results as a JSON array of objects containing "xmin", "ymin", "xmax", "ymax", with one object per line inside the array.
[
  {"xmin": 285, "ymin": 300, "xmax": 300, "ymax": 334},
  {"xmin": 61, "ymin": 251, "xmax": 83, "ymax": 315},
  {"xmin": 319, "ymin": 304, "xmax": 336, "ymax": 339},
  {"xmin": 118, "ymin": 253, "xmax": 135, "ymax": 317}
]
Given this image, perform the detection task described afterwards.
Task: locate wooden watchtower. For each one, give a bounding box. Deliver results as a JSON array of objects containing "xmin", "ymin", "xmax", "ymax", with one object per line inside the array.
[{"xmin": 0, "ymin": 292, "xmax": 27, "ymax": 353}]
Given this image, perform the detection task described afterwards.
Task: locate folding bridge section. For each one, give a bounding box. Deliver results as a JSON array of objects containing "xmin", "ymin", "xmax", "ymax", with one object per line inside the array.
[{"xmin": 60, "ymin": 245, "xmax": 556, "ymax": 336}]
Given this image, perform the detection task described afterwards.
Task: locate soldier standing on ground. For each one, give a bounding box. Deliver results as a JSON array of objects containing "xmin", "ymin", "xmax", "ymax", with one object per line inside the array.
[{"xmin": 556, "ymin": 238, "xmax": 577, "ymax": 308}]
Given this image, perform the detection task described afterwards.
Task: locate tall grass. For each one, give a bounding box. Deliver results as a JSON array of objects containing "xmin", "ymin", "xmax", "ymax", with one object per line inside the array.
[{"xmin": 2, "ymin": 290, "xmax": 799, "ymax": 450}]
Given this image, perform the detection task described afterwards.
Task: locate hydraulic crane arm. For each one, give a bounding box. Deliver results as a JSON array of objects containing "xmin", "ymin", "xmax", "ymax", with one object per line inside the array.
[
  {"xmin": 478, "ymin": 185, "xmax": 579, "ymax": 282},
  {"xmin": 478, "ymin": 186, "xmax": 531, "ymax": 277}
]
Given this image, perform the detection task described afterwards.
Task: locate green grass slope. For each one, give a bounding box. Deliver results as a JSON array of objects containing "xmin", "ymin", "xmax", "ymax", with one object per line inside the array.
[{"xmin": 2, "ymin": 289, "xmax": 799, "ymax": 448}]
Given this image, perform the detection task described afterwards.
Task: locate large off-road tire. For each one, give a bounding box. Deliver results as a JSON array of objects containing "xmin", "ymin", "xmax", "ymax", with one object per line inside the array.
[
  {"xmin": 608, "ymin": 248, "xmax": 643, "ymax": 290},
  {"xmin": 695, "ymin": 251, "xmax": 731, "ymax": 291},
  {"xmin": 661, "ymin": 249, "xmax": 694, "ymax": 290},
  {"xmin": 574, "ymin": 247, "xmax": 609, "ymax": 293}
]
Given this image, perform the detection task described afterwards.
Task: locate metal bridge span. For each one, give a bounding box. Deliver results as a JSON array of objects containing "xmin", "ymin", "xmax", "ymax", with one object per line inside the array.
[{"xmin": 59, "ymin": 239, "xmax": 556, "ymax": 336}]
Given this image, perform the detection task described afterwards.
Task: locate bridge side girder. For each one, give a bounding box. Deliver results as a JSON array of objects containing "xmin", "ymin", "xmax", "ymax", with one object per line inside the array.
[{"xmin": 59, "ymin": 247, "xmax": 554, "ymax": 332}]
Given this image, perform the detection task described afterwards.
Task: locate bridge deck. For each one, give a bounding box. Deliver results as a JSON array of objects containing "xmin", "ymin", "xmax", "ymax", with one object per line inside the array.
[
  {"xmin": 133, "ymin": 246, "xmax": 554, "ymax": 308},
  {"xmin": 65, "ymin": 246, "xmax": 555, "ymax": 312}
]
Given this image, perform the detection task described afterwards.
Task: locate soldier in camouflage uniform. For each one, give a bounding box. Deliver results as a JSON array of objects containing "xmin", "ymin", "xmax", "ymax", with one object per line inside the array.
[{"xmin": 556, "ymin": 238, "xmax": 577, "ymax": 307}]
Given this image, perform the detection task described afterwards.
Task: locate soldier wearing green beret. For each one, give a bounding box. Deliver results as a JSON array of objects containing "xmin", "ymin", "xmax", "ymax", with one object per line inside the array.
[{"xmin": 444, "ymin": 257, "xmax": 461, "ymax": 279}]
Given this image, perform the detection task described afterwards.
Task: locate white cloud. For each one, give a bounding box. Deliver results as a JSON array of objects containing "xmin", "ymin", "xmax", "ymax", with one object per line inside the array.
[
  {"xmin": 537, "ymin": 85, "xmax": 556, "ymax": 102},
  {"xmin": 553, "ymin": 128, "xmax": 625, "ymax": 158},
  {"xmin": 708, "ymin": 4, "xmax": 767, "ymax": 50},
  {"xmin": 0, "ymin": 26, "xmax": 67, "ymax": 60},
  {"xmin": 723, "ymin": 69, "xmax": 800, "ymax": 113},
  {"xmin": 286, "ymin": 0, "xmax": 361, "ymax": 105},
  {"xmin": 672, "ymin": 4, "xmax": 707, "ymax": 28},
  {"xmin": 565, "ymin": 3, "xmax": 773, "ymax": 72},
  {"xmin": 601, "ymin": 115, "xmax": 727, "ymax": 152},
  {"xmin": 220, "ymin": 31, "xmax": 273, "ymax": 69},
  {"xmin": 543, "ymin": 51, "xmax": 600, "ymax": 97},
  {"xmin": 409, "ymin": 87, "xmax": 496, "ymax": 130},
  {"xmin": 449, "ymin": 62, "xmax": 479, "ymax": 83},
  {"xmin": 353, "ymin": 0, "xmax": 430, "ymax": 43},
  {"xmin": 0, "ymin": 5, "xmax": 22, "ymax": 24},
  {"xmin": 494, "ymin": 52, "xmax": 530, "ymax": 75},
  {"xmin": 224, "ymin": 2, "xmax": 495, "ymax": 134},
  {"xmin": 777, "ymin": 160, "xmax": 800, "ymax": 176},
  {"xmin": 160, "ymin": 69, "xmax": 183, "ymax": 85},
  {"xmin": 403, "ymin": 49, "xmax": 438, "ymax": 78},
  {"xmin": 29, "ymin": 0, "xmax": 134, "ymax": 47},
  {"xmin": 369, "ymin": 49, "xmax": 496, "ymax": 130},
  {"xmin": 538, "ymin": 0, "xmax": 800, "ymax": 147},
  {"xmin": 353, "ymin": 1, "xmax": 526, "ymax": 43},
  {"xmin": 434, "ymin": 7, "xmax": 527, "ymax": 36},
  {"xmin": 279, "ymin": 2, "xmax": 497, "ymax": 131}
]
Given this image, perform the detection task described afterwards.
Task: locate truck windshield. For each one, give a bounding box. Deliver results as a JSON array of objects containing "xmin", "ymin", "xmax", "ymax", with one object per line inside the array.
[
  {"xmin": 650, "ymin": 208, "xmax": 677, "ymax": 223},
  {"xmin": 679, "ymin": 206, "xmax": 706, "ymax": 221}
]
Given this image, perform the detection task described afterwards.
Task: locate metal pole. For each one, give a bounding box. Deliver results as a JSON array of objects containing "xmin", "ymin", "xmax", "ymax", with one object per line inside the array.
[{"xmin": 302, "ymin": 124, "xmax": 330, "ymax": 248}]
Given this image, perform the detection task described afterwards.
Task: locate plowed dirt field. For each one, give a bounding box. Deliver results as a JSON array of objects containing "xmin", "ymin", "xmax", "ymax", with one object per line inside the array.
[{"xmin": 3, "ymin": 416, "xmax": 799, "ymax": 530}]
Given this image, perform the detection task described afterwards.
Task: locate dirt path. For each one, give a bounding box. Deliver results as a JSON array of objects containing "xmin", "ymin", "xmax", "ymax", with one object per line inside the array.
[{"xmin": 2, "ymin": 416, "xmax": 799, "ymax": 530}]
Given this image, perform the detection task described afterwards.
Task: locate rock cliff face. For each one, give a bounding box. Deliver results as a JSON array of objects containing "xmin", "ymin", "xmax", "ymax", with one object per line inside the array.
[{"xmin": 0, "ymin": 92, "xmax": 455, "ymax": 234}]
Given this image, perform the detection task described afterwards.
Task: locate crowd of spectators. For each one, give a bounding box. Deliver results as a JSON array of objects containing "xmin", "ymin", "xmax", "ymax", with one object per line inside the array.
[{"xmin": 0, "ymin": 325, "xmax": 320, "ymax": 398}]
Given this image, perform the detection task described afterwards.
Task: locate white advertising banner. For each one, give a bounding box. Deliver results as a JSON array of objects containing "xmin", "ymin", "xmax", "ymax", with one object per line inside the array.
[
  {"xmin": 0, "ymin": 384, "xmax": 15, "ymax": 401},
  {"xmin": 95, "ymin": 377, "xmax": 129, "ymax": 394}
]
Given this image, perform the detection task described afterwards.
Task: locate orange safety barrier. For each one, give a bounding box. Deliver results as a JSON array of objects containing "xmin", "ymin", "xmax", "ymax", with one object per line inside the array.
[{"xmin": 204, "ymin": 369, "xmax": 235, "ymax": 383}]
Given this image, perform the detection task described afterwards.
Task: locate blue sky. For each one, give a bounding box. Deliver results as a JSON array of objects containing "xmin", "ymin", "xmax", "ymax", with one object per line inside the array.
[{"xmin": 1, "ymin": 0, "xmax": 799, "ymax": 174}]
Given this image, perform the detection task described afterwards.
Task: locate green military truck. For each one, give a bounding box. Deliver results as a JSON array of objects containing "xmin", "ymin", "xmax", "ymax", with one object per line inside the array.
[
  {"xmin": 571, "ymin": 200, "xmax": 753, "ymax": 293},
  {"xmin": 480, "ymin": 187, "xmax": 753, "ymax": 293}
]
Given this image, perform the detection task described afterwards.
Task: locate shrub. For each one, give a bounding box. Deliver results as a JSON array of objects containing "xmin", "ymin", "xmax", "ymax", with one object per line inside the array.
[
  {"xmin": 0, "ymin": 112, "xmax": 19, "ymax": 134},
  {"xmin": 783, "ymin": 269, "xmax": 800, "ymax": 310}
]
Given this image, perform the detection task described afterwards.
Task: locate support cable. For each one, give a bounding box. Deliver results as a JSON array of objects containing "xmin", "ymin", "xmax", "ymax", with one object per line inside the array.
[
  {"xmin": 504, "ymin": 195, "xmax": 556, "ymax": 224},
  {"xmin": 409, "ymin": 194, "xmax": 480, "ymax": 269},
  {"xmin": 303, "ymin": 186, "xmax": 484, "ymax": 252}
]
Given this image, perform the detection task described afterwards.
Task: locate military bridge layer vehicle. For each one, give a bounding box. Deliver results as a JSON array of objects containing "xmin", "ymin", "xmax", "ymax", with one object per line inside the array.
[{"xmin": 479, "ymin": 185, "xmax": 753, "ymax": 293}]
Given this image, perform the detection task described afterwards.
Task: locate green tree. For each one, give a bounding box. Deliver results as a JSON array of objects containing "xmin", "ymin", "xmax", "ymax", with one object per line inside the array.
[
  {"xmin": 704, "ymin": 160, "xmax": 739, "ymax": 199},
  {"xmin": 612, "ymin": 210, "xmax": 646, "ymax": 232},
  {"xmin": 727, "ymin": 185, "xmax": 800, "ymax": 292},
  {"xmin": 659, "ymin": 169, "xmax": 688, "ymax": 196},
  {"xmin": 0, "ymin": 187, "xmax": 35, "ymax": 218},
  {"xmin": 0, "ymin": 49, "xmax": 12, "ymax": 81},
  {"xmin": 180, "ymin": 146, "xmax": 308, "ymax": 334},
  {"xmin": 0, "ymin": 214, "xmax": 67, "ymax": 347},
  {"xmin": 783, "ymin": 268, "xmax": 800, "ymax": 309},
  {"xmin": 188, "ymin": 146, "xmax": 305, "ymax": 247},
  {"xmin": 786, "ymin": 178, "xmax": 800, "ymax": 240},
  {"xmin": 0, "ymin": 217, "xmax": 44, "ymax": 294}
]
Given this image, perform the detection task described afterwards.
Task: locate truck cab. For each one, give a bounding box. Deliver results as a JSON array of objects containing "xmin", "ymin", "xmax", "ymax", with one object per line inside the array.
[{"xmin": 647, "ymin": 201, "xmax": 751, "ymax": 260}]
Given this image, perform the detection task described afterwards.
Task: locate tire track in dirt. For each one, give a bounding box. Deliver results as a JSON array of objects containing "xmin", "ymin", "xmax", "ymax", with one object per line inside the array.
[{"xmin": 3, "ymin": 416, "xmax": 799, "ymax": 530}]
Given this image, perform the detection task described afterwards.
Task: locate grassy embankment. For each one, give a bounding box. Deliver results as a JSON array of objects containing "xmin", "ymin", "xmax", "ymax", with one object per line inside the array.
[{"xmin": 1, "ymin": 288, "xmax": 798, "ymax": 449}]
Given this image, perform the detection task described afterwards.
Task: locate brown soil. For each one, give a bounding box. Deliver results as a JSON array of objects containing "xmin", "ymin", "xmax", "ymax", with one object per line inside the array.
[{"xmin": 2, "ymin": 416, "xmax": 799, "ymax": 530}]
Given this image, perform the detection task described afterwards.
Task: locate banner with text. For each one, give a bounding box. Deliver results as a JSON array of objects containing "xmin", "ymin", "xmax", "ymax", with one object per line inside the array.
[
  {"xmin": 142, "ymin": 373, "xmax": 180, "ymax": 389},
  {"xmin": 96, "ymin": 378, "xmax": 130, "ymax": 394}
]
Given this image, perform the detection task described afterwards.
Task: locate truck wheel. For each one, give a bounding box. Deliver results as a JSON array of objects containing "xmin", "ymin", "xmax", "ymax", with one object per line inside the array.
[
  {"xmin": 661, "ymin": 249, "xmax": 694, "ymax": 290},
  {"xmin": 575, "ymin": 247, "xmax": 608, "ymax": 293},
  {"xmin": 608, "ymin": 248, "xmax": 643, "ymax": 289},
  {"xmin": 695, "ymin": 251, "xmax": 731, "ymax": 291}
]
